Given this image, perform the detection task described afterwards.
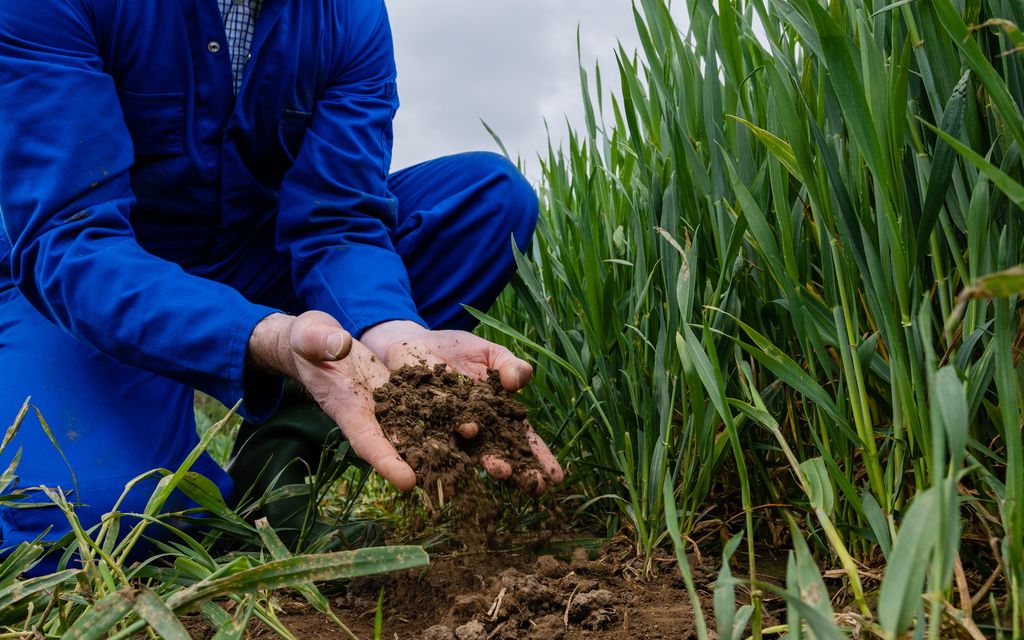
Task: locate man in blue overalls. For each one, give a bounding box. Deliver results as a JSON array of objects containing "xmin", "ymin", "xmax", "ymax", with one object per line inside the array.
[{"xmin": 0, "ymin": 0, "xmax": 563, "ymax": 574}]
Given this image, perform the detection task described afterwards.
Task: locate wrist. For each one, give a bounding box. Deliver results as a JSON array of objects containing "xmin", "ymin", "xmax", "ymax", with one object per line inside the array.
[
  {"xmin": 248, "ymin": 313, "xmax": 298, "ymax": 378},
  {"xmin": 360, "ymin": 319, "xmax": 429, "ymax": 361}
]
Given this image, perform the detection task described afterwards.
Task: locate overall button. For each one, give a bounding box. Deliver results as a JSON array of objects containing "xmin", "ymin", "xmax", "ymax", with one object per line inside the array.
[{"xmin": 208, "ymin": 41, "xmax": 221, "ymax": 54}]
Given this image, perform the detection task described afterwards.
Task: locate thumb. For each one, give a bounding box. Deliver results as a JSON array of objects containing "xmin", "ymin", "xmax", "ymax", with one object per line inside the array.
[
  {"xmin": 290, "ymin": 311, "xmax": 353, "ymax": 362},
  {"xmin": 490, "ymin": 345, "xmax": 534, "ymax": 391}
]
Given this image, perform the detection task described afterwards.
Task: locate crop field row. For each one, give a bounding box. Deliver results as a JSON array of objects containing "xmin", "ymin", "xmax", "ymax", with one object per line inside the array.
[{"xmin": 483, "ymin": 0, "xmax": 1024, "ymax": 636}]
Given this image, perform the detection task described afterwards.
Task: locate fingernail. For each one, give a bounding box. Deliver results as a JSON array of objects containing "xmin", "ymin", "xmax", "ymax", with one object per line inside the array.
[
  {"xmin": 325, "ymin": 332, "xmax": 345, "ymax": 359},
  {"xmin": 517, "ymin": 363, "xmax": 531, "ymax": 388}
]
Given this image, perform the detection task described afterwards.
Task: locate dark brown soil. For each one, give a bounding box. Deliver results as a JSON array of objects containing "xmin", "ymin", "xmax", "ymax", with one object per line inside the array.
[
  {"xmin": 187, "ymin": 544, "xmax": 762, "ymax": 640},
  {"xmin": 373, "ymin": 364, "xmax": 541, "ymax": 498},
  {"xmin": 340, "ymin": 547, "xmax": 718, "ymax": 640},
  {"xmin": 179, "ymin": 364, "xmax": 786, "ymax": 638}
]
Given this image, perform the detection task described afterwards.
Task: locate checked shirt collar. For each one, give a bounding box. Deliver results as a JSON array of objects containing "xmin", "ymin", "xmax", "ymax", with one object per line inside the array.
[{"xmin": 216, "ymin": 0, "xmax": 264, "ymax": 95}]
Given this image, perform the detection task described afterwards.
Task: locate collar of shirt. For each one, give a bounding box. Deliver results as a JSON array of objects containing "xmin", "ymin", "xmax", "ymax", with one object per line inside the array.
[{"xmin": 217, "ymin": 0, "xmax": 264, "ymax": 94}]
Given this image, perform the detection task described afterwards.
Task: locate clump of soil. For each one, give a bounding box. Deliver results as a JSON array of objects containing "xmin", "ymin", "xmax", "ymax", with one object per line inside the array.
[
  {"xmin": 374, "ymin": 364, "xmax": 541, "ymax": 499},
  {"xmin": 187, "ymin": 551, "xmax": 675, "ymax": 638},
  {"xmin": 183, "ymin": 544, "xmax": 784, "ymax": 640},
  {"xmin": 336, "ymin": 547, "xmax": 735, "ymax": 640}
]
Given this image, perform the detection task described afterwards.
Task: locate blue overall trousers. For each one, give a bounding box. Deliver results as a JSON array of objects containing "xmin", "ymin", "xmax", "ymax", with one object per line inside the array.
[{"xmin": 0, "ymin": 0, "xmax": 537, "ymax": 574}]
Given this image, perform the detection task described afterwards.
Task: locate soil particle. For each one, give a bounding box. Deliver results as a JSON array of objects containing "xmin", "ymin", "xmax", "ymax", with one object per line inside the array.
[
  {"xmin": 569, "ymin": 547, "xmax": 590, "ymax": 570},
  {"xmin": 566, "ymin": 546, "xmax": 610, "ymax": 575},
  {"xmin": 422, "ymin": 625, "xmax": 456, "ymax": 640},
  {"xmin": 493, "ymin": 570, "xmax": 557, "ymax": 617},
  {"xmin": 529, "ymin": 614, "xmax": 567, "ymax": 639},
  {"xmin": 449, "ymin": 593, "xmax": 490, "ymax": 619},
  {"xmin": 534, "ymin": 554, "xmax": 567, "ymax": 578},
  {"xmin": 570, "ymin": 589, "xmax": 618, "ymax": 628},
  {"xmin": 454, "ymin": 619, "xmax": 487, "ymax": 640},
  {"xmin": 374, "ymin": 364, "xmax": 541, "ymax": 498}
]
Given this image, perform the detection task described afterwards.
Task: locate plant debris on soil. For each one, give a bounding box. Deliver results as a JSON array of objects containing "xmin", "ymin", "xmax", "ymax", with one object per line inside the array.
[
  {"xmin": 186, "ymin": 544, "xmax": 772, "ymax": 640},
  {"xmin": 341, "ymin": 548, "xmax": 708, "ymax": 640},
  {"xmin": 374, "ymin": 364, "xmax": 542, "ymax": 499},
  {"xmin": 342, "ymin": 539, "xmax": 788, "ymax": 640}
]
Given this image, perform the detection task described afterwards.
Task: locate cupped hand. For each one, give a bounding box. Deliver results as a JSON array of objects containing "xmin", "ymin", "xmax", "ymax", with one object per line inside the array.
[
  {"xmin": 250, "ymin": 311, "xmax": 417, "ymax": 491},
  {"xmin": 361, "ymin": 320, "xmax": 565, "ymax": 495}
]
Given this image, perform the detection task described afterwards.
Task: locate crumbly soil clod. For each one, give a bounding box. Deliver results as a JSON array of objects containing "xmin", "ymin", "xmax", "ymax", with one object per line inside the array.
[
  {"xmin": 332, "ymin": 547, "xmax": 731, "ymax": 640},
  {"xmin": 182, "ymin": 544, "xmax": 778, "ymax": 640},
  {"xmin": 374, "ymin": 363, "xmax": 541, "ymax": 498}
]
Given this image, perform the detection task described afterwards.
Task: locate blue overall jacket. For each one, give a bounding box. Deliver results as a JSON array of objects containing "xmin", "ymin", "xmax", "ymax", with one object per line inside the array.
[{"xmin": 0, "ymin": 0, "xmax": 421, "ymax": 418}]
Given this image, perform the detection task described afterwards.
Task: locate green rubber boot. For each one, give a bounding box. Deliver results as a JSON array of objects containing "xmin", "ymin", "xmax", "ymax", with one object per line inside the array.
[{"xmin": 226, "ymin": 381, "xmax": 381, "ymax": 551}]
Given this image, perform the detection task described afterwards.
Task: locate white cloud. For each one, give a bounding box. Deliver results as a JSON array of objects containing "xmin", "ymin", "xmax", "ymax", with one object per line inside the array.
[{"xmin": 387, "ymin": 0, "xmax": 688, "ymax": 182}]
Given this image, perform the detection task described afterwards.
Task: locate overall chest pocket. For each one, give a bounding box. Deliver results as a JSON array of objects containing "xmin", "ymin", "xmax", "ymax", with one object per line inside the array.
[
  {"xmin": 278, "ymin": 109, "xmax": 313, "ymax": 163},
  {"xmin": 116, "ymin": 90, "xmax": 186, "ymax": 155}
]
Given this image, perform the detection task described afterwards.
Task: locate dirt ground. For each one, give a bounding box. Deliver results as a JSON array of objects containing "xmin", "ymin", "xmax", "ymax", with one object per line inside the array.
[
  {"xmin": 184, "ymin": 365, "xmax": 783, "ymax": 638},
  {"xmin": 201, "ymin": 542, "xmax": 767, "ymax": 640},
  {"xmin": 178, "ymin": 362, "xmax": 1007, "ymax": 639}
]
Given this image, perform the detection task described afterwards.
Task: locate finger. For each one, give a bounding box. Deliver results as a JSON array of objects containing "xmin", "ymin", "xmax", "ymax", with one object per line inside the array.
[
  {"xmin": 325, "ymin": 331, "xmax": 353, "ymax": 360},
  {"xmin": 515, "ymin": 468, "xmax": 546, "ymax": 497},
  {"xmin": 343, "ymin": 416, "xmax": 417, "ymax": 491},
  {"xmin": 358, "ymin": 439, "xmax": 416, "ymax": 491},
  {"xmin": 480, "ymin": 454, "xmax": 512, "ymax": 480},
  {"xmin": 374, "ymin": 454, "xmax": 417, "ymax": 493},
  {"xmin": 456, "ymin": 422, "xmax": 478, "ymax": 439},
  {"xmin": 489, "ymin": 345, "xmax": 533, "ymax": 391},
  {"xmin": 526, "ymin": 427, "xmax": 564, "ymax": 485},
  {"xmin": 291, "ymin": 316, "xmax": 352, "ymax": 362}
]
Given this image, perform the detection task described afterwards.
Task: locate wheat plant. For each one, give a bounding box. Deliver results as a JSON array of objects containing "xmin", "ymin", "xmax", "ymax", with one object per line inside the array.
[{"xmin": 484, "ymin": 0, "xmax": 1024, "ymax": 635}]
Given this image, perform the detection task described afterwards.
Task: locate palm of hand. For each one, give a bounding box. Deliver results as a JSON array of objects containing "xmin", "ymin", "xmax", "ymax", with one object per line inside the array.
[
  {"xmin": 295, "ymin": 340, "xmax": 387, "ymax": 417},
  {"xmin": 288, "ymin": 326, "xmax": 416, "ymax": 491},
  {"xmin": 287, "ymin": 315, "xmax": 562, "ymax": 494},
  {"xmin": 381, "ymin": 330, "xmax": 562, "ymax": 493},
  {"xmin": 383, "ymin": 330, "xmax": 532, "ymax": 391}
]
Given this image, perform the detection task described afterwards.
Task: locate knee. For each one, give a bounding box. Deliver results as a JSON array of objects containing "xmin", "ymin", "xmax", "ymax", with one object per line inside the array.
[{"xmin": 465, "ymin": 152, "xmax": 539, "ymax": 253}]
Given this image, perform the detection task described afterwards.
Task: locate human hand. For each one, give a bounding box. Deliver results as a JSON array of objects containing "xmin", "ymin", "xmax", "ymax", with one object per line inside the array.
[
  {"xmin": 248, "ymin": 312, "xmax": 417, "ymax": 491},
  {"xmin": 361, "ymin": 320, "xmax": 565, "ymax": 494}
]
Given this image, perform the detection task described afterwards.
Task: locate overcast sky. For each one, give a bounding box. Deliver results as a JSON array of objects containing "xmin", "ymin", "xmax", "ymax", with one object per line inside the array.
[{"xmin": 387, "ymin": 1, "xmax": 688, "ymax": 182}]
